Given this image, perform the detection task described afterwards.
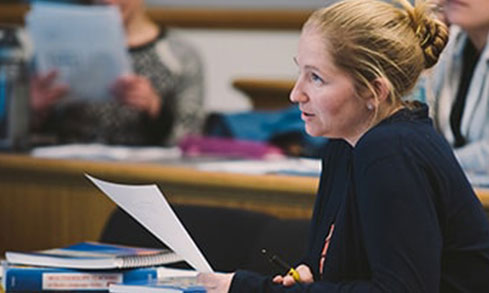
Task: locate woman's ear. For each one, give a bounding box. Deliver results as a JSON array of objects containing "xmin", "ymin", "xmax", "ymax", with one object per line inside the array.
[
  {"xmin": 363, "ymin": 77, "xmax": 391, "ymax": 110},
  {"xmin": 371, "ymin": 78, "xmax": 391, "ymax": 104}
]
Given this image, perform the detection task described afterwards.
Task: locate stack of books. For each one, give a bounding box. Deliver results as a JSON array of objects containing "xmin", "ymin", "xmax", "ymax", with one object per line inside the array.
[{"xmin": 1, "ymin": 241, "xmax": 205, "ymax": 292}]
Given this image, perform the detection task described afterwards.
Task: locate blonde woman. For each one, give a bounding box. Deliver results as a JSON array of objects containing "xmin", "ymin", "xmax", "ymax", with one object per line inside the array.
[{"xmin": 198, "ymin": 0, "xmax": 489, "ymax": 292}]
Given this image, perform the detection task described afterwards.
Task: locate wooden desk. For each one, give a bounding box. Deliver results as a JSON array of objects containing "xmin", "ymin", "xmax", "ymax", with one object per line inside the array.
[
  {"xmin": 0, "ymin": 154, "xmax": 318, "ymax": 255},
  {"xmin": 1, "ymin": 153, "xmax": 488, "ymax": 256}
]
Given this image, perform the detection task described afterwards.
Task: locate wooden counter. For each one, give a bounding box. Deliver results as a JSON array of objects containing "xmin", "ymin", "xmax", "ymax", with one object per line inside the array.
[
  {"xmin": 0, "ymin": 153, "xmax": 487, "ymax": 255},
  {"xmin": 0, "ymin": 153, "xmax": 318, "ymax": 254}
]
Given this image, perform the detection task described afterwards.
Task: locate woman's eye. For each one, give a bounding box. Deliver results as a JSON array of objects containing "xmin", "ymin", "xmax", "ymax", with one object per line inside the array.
[{"xmin": 311, "ymin": 72, "xmax": 324, "ymax": 85}]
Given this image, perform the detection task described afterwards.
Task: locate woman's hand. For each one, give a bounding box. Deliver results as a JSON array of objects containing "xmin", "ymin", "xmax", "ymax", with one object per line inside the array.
[
  {"xmin": 111, "ymin": 74, "xmax": 161, "ymax": 118},
  {"xmin": 30, "ymin": 70, "xmax": 69, "ymax": 113},
  {"xmin": 197, "ymin": 272, "xmax": 234, "ymax": 293},
  {"xmin": 272, "ymin": 264, "xmax": 314, "ymax": 287}
]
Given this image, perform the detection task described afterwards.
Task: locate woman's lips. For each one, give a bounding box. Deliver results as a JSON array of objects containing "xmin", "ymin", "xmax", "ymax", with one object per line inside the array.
[{"xmin": 301, "ymin": 111, "xmax": 315, "ymax": 120}]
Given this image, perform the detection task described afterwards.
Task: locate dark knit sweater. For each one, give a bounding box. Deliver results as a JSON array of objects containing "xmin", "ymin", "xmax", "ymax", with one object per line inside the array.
[{"xmin": 230, "ymin": 104, "xmax": 489, "ymax": 292}]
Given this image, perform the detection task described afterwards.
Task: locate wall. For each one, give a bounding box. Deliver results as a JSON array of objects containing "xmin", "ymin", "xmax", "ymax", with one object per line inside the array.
[
  {"xmin": 171, "ymin": 28, "xmax": 301, "ymax": 112},
  {"xmin": 144, "ymin": 1, "xmax": 335, "ymax": 113}
]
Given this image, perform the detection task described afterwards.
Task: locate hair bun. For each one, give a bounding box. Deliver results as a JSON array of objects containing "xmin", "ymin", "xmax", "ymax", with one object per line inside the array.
[{"xmin": 415, "ymin": 18, "xmax": 449, "ymax": 69}]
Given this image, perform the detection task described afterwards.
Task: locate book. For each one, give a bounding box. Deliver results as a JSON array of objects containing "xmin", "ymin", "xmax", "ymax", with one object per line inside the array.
[
  {"xmin": 2, "ymin": 264, "xmax": 171, "ymax": 292},
  {"xmin": 5, "ymin": 242, "xmax": 184, "ymax": 270},
  {"xmin": 109, "ymin": 276, "xmax": 205, "ymax": 293}
]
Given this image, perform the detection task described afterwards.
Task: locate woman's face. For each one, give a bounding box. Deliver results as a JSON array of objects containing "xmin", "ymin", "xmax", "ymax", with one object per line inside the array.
[
  {"xmin": 444, "ymin": 0, "xmax": 489, "ymax": 32},
  {"xmin": 290, "ymin": 27, "xmax": 372, "ymax": 145},
  {"xmin": 93, "ymin": 0, "xmax": 143, "ymax": 24}
]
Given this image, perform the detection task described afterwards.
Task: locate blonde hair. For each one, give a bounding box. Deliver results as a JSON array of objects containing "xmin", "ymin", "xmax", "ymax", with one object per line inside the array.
[{"xmin": 304, "ymin": 0, "xmax": 448, "ymax": 109}]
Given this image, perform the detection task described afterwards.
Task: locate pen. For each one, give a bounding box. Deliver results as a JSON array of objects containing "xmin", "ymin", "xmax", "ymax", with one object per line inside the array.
[{"xmin": 261, "ymin": 249, "xmax": 301, "ymax": 283}]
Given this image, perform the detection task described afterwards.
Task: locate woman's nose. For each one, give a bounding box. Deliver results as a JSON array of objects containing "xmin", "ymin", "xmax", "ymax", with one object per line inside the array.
[{"xmin": 289, "ymin": 78, "xmax": 307, "ymax": 104}]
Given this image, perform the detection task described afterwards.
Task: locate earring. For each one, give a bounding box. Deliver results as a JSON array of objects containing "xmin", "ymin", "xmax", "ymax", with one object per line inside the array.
[{"xmin": 367, "ymin": 103, "xmax": 374, "ymax": 111}]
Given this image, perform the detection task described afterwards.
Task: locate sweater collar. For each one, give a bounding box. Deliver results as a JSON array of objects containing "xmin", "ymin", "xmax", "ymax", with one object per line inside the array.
[
  {"xmin": 378, "ymin": 102, "xmax": 430, "ymax": 126},
  {"xmin": 350, "ymin": 102, "xmax": 430, "ymax": 149}
]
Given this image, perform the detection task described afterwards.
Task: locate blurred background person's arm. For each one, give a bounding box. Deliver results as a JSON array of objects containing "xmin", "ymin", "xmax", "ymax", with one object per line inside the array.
[{"xmin": 29, "ymin": 70, "xmax": 68, "ymax": 130}]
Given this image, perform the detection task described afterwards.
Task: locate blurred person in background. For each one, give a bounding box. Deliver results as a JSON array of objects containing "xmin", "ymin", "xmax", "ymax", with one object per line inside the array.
[
  {"xmin": 30, "ymin": 0, "xmax": 205, "ymax": 146},
  {"xmin": 425, "ymin": 0, "xmax": 489, "ymax": 177}
]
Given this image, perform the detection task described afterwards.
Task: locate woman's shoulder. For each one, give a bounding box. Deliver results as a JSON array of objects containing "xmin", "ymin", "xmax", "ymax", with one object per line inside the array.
[
  {"xmin": 163, "ymin": 30, "xmax": 202, "ymax": 59},
  {"xmin": 154, "ymin": 30, "xmax": 203, "ymax": 74},
  {"xmin": 355, "ymin": 105, "xmax": 438, "ymax": 159},
  {"xmin": 434, "ymin": 25, "xmax": 468, "ymax": 67}
]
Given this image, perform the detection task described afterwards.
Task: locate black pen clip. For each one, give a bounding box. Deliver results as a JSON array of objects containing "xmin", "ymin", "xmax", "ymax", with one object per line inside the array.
[{"xmin": 261, "ymin": 248, "xmax": 290, "ymax": 272}]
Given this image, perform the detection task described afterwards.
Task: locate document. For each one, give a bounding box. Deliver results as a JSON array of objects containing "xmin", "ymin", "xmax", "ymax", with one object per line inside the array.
[
  {"xmin": 31, "ymin": 143, "xmax": 182, "ymax": 162},
  {"xmin": 196, "ymin": 157, "xmax": 321, "ymax": 176},
  {"xmin": 85, "ymin": 174, "xmax": 214, "ymax": 273},
  {"xmin": 26, "ymin": 3, "xmax": 132, "ymax": 101},
  {"xmin": 466, "ymin": 172, "xmax": 489, "ymax": 188}
]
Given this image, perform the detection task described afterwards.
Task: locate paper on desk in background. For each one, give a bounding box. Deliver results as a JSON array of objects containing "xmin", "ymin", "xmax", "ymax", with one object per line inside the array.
[
  {"xmin": 31, "ymin": 143, "xmax": 182, "ymax": 162},
  {"xmin": 85, "ymin": 174, "xmax": 213, "ymax": 273},
  {"xmin": 25, "ymin": 2, "xmax": 131, "ymax": 101},
  {"xmin": 196, "ymin": 157, "xmax": 321, "ymax": 177},
  {"xmin": 466, "ymin": 171, "xmax": 489, "ymax": 188}
]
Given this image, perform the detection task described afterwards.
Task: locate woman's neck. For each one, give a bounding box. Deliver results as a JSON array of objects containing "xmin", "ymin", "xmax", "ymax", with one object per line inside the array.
[
  {"xmin": 345, "ymin": 103, "xmax": 404, "ymax": 147},
  {"xmin": 124, "ymin": 12, "xmax": 159, "ymax": 48},
  {"xmin": 466, "ymin": 26, "xmax": 489, "ymax": 52}
]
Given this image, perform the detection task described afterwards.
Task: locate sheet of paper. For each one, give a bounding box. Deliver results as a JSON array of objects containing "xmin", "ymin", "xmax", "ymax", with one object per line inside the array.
[
  {"xmin": 31, "ymin": 143, "xmax": 182, "ymax": 162},
  {"xmin": 155, "ymin": 266, "xmax": 199, "ymax": 278},
  {"xmin": 25, "ymin": 3, "xmax": 132, "ymax": 101},
  {"xmin": 466, "ymin": 172, "xmax": 489, "ymax": 188},
  {"xmin": 85, "ymin": 174, "xmax": 213, "ymax": 273},
  {"xmin": 196, "ymin": 157, "xmax": 321, "ymax": 176}
]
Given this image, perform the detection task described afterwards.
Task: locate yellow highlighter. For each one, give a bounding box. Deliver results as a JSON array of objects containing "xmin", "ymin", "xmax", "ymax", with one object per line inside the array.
[{"xmin": 261, "ymin": 249, "xmax": 301, "ymax": 283}]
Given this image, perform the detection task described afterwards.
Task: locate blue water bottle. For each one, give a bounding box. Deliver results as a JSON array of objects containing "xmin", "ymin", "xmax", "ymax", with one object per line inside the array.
[{"xmin": 0, "ymin": 25, "xmax": 29, "ymax": 150}]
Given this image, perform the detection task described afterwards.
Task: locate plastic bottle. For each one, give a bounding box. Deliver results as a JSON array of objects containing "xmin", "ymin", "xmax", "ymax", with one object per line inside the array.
[{"xmin": 0, "ymin": 25, "xmax": 29, "ymax": 150}]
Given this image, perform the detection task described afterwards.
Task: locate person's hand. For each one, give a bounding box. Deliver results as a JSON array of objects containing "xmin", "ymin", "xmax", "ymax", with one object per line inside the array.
[
  {"xmin": 197, "ymin": 272, "xmax": 234, "ymax": 293},
  {"xmin": 30, "ymin": 70, "xmax": 69, "ymax": 113},
  {"xmin": 272, "ymin": 264, "xmax": 313, "ymax": 287},
  {"xmin": 111, "ymin": 74, "xmax": 161, "ymax": 118}
]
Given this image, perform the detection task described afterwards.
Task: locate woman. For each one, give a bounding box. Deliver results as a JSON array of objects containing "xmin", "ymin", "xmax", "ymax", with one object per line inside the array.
[
  {"xmin": 427, "ymin": 0, "xmax": 489, "ymax": 178},
  {"xmin": 30, "ymin": 0, "xmax": 204, "ymax": 145},
  {"xmin": 198, "ymin": 0, "xmax": 489, "ymax": 292}
]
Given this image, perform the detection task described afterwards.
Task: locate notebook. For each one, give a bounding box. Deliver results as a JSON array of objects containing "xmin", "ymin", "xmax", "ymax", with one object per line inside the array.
[{"xmin": 5, "ymin": 242, "xmax": 183, "ymax": 270}]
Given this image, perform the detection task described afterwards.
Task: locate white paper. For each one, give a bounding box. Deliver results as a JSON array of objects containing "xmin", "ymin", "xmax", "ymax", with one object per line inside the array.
[
  {"xmin": 466, "ymin": 172, "xmax": 489, "ymax": 188},
  {"xmin": 155, "ymin": 266, "xmax": 199, "ymax": 278},
  {"xmin": 196, "ymin": 157, "xmax": 321, "ymax": 176},
  {"xmin": 25, "ymin": 3, "xmax": 132, "ymax": 101},
  {"xmin": 31, "ymin": 143, "xmax": 182, "ymax": 162},
  {"xmin": 85, "ymin": 174, "xmax": 213, "ymax": 273}
]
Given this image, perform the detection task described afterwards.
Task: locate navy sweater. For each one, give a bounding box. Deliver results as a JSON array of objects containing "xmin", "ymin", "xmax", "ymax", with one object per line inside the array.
[{"xmin": 230, "ymin": 104, "xmax": 489, "ymax": 292}]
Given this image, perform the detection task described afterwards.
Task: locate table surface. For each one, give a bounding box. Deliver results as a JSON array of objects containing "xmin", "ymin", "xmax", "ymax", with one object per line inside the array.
[{"xmin": 0, "ymin": 153, "xmax": 487, "ymax": 255}]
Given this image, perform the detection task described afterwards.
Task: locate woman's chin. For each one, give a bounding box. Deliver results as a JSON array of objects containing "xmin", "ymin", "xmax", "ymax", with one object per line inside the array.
[{"xmin": 305, "ymin": 127, "xmax": 325, "ymax": 137}]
